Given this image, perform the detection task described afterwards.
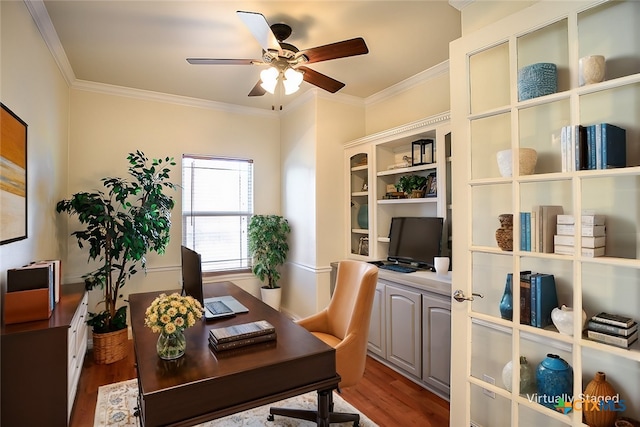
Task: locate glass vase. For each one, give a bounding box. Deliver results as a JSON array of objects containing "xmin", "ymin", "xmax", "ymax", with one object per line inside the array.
[
  {"xmin": 499, "ymin": 273, "xmax": 513, "ymax": 320},
  {"xmin": 156, "ymin": 330, "xmax": 186, "ymax": 360}
]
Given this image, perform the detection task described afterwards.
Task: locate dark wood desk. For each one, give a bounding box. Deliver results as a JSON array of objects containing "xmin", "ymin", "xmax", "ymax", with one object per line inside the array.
[{"xmin": 129, "ymin": 281, "xmax": 339, "ymax": 427}]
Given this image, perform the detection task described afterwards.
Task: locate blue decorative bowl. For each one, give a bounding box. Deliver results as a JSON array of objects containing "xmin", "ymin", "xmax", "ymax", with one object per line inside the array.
[{"xmin": 518, "ymin": 63, "xmax": 557, "ymax": 101}]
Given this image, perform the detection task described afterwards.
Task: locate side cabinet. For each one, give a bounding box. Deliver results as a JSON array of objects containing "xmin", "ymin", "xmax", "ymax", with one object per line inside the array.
[
  {"xmin": 367, "ymin": 281, "xmax": 386, "ymax": 357},
  {"xmin": 367, "ymin": 272, "xmax": 451, "ymax": 400},
  {"xmin": 1, "ymin": 283, "xmax": 88, "ymax": 426},
  {"xmin": 385, "ymin": 283, "xmax": 421, "ymax": 377},
  {"xmin": 422, "ymin": 292, "xmax": 451, "ymax": 397}
]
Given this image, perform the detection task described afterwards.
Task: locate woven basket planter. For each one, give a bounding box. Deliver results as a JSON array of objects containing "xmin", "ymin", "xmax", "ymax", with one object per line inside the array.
[{"xmin": 93, "ymin": 328, "xmax": 128, "ymax": 364}]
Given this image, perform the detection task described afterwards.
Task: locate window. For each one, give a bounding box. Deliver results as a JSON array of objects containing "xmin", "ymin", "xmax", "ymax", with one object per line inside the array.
[{"xmin": 182, "ymin": 155, "xmax": 253, "ymax": 272}]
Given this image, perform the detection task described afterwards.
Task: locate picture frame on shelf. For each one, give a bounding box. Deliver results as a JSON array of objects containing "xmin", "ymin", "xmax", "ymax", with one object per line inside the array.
[{"xmin": 426, "ymin": 173, "xmax": 437, "ymax": 197}]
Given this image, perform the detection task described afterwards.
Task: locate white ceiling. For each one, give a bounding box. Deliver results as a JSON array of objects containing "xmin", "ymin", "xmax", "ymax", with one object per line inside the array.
[{"xmin": 40, "ymin": 1, "xmax": 461, "ymax": 111}]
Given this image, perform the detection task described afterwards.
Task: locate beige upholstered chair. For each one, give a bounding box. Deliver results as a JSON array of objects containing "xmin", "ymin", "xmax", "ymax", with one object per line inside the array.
[{"xmin": 269, "ymin": 260, "xmax": 379, "ymax": 426}]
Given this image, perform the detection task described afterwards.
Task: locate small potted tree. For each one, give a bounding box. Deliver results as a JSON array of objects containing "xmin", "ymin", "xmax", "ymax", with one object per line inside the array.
[
  {"xmin": 247, "ymin": 215, "xmax": 291, "ymax": 310},
  {"xmin": 56, "ymin": 150, "xmax": 176, "ymax": 364}
]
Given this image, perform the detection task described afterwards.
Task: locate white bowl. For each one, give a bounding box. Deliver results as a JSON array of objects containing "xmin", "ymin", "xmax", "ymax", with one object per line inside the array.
[
  {"xmin": 496, "ymin": 148, "xmax": 537, "ymax": 177},
  {"xmin": 551, "ymin": 305, "xmax": 587, "ymax": 336}
]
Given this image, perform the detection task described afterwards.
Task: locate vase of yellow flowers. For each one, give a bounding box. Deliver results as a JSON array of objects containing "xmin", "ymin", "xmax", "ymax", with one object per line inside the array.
[{"xmin": 144, "ymin": 292, "xmax": 203, "ymax": 360}]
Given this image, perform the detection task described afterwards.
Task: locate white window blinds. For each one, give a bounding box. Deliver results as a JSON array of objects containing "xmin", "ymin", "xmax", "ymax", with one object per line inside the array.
[{"xmin": 182, "ymin": 155, "xmax": 253, "ymax": 272}]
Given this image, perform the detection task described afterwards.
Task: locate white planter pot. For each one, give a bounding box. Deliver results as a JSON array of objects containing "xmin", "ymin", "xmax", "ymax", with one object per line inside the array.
[{"xmin": 260, "ymin": 287, "xmax": 282, "ymax": 311}]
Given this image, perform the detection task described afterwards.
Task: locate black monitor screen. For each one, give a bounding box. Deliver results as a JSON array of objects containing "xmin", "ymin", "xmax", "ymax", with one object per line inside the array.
[
  {"xmin": 387, "ymin": 217, "xmax": 443, "ymax": 269},
  {"xmin": 181, "ymin": 245, "xmax": 204, "ymax": 305}
]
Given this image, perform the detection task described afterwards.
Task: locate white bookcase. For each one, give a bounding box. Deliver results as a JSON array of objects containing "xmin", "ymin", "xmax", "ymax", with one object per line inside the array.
[
  {"xmin": 344, "ymin": 112, "xmax": 451, "ymax": 262},
  {"xmin": 450, "ymin": 1, "xmax": 640, "ymax": 426}
]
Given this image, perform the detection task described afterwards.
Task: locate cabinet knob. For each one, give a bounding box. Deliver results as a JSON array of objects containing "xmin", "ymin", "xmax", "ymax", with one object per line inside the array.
[{"xmin": 453, "ymin": 289, "xmax": 484, "ymax": 302}]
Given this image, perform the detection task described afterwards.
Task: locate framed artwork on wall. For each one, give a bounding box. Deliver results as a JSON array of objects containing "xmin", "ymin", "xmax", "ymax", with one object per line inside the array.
[{"xmin": 1, "ymin": 103, "xmax": 28, "ymax": 245}]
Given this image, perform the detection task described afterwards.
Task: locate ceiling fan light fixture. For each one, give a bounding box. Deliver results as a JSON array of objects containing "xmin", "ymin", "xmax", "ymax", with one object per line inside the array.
[
  {"xmin": 283, "ymin": 67, "xmax": 303, "ymax": 95},
  {"xmin": 260, "ymin": 67, "xmax": 279, "ymax": 94}
]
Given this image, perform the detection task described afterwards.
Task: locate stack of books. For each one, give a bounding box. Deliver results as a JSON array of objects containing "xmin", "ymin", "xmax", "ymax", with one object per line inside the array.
[
  {"xmin": 554, "ymin": 214, "xmax": 605, "ymax": 257},
  {"xmin": 518, "ymin": 271, "xmax": 558, "ymax": 328},
  {"xmin": 587, "ymin": 312, "xmax": 638, "ymax": 349},
  {"xmin": 560, "ymin": 123, "xmax": 626, "ymax": 171},
  {"xmin": 519, "ymin": 205, "xmax": 564, "ymax": 253},
  {"xmin": 4, "ymin": 260, "xmax": 62, "ymax": 324},
  {"xmin": 208, "ymin": 319, "xmax": 276, "ymax": 351}
]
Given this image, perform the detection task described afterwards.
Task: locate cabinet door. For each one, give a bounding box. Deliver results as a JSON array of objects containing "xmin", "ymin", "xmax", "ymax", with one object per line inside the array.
[
  {"xmin": 367, "ymin": 281, "xmax": 386, "ymax": 357},
  {"xmin": 345, "ymin": 145, "xmax": 373, "ymax": 259},
  {"xmin": 385, "ymin": 284, "xmax": 421, "ymax": 377},
  {"xmin": 451, "ymin": 2, "xmax": 640, "ymax": 427},
  {"xmin": 422, "ymin": 293, "xmax": 451, "ymax": 398}
]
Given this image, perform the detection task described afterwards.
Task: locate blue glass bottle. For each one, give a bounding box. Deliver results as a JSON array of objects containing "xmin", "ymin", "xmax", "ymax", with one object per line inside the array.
[{"xmin": 499, "ymin": 273, "xmax": 513, "ymax": 320}]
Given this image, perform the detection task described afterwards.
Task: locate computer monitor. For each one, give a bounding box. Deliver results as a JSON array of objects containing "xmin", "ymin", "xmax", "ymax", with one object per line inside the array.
[
  {"xmin": 387, "ymin": 217, "xmax": 444, "ymax": 270},
  {"xmin": 181, "ymin": 245, "xmax": 204, "ymax": 305}
]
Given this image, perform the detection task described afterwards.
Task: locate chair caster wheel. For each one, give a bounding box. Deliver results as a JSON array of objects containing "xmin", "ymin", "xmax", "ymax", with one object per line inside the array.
[{"xmin": 267, "ymin": 414, "xmax": 275, "ymax": 421}]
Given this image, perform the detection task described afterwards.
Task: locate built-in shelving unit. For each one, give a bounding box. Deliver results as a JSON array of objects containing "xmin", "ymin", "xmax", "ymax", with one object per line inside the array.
[
  {"xmin": 450, "ymin": 1, "xmax": 640, "ymax": 426},
  {"xmin": 344, "ymin": 112, "xmax": 451, "ymax": 262}
]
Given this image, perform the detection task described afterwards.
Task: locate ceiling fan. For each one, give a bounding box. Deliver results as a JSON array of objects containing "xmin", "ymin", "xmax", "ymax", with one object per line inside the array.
[{"xmin": 187, "ymin": 11, "xmax": 369, "ymax": 97}]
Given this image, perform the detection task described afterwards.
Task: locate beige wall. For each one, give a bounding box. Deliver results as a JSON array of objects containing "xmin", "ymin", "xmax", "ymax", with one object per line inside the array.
[
  {"xmin": 0, "ymin": 1, "xmax": 69, "ymax": 293},
  {"xmin": 65, "ymin": 88, "xmax": 281, "ymax": 310},
  {"xmin": 365, "ymin": 66, "xmax": 451, "ymax": 135},
  {"xmin": 460, "ymin": 1, "xmax": 536, "ymax": 35},
  {"xmin": 1, "ymin": 0, "xmax": 459, "ymax": 321}
]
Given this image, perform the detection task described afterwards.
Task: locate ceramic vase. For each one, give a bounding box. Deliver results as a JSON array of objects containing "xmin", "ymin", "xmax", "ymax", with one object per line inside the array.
[
  {"xmin": 357, "ymin": 204, "xmax": 368, "ymax": 229},
  {"xmin": 536, "ymin": 354, "xmax": 573, "ymax": 409},
  {"xmin": 497, "ymin": 148, "xmax": 538, "ymax": 177},
  {"xmin": 499, "ymin": 273, "xmax": 513, "ymax": 321},
  {"xmin": 551, "ymin": 305, "xmax": 587, "ymax": 336},
  {"xmin": 502, "ymin": 356, "xmax": 534, "ymax": 394},
  {"xmin": 583, "ymin": 371, "xmax": 618, "ymax": 427},
  {"xmin": 156, "ymin": 329, "xmax": 186, "ymax": 360},
  {"xmin": 495, "ymin": 214, "xmax": 514, "ymax": 251},
  {"xmin": 579, "ymin": 55, "xmax": 606, "ymax": 86}
]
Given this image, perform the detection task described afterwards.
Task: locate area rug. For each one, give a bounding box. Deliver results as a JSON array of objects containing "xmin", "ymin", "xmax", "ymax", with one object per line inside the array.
[{"xmin": 94, "ymin": 379, "xmax": 377, "ymax": 427}]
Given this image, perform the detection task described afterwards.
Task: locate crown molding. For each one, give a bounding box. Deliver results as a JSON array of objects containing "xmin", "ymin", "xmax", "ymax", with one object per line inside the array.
[
  {"xmin": 343, "ymin": 111, "xmax": 450, "ymax": 149},
  {"xmin": 364, "ymin": 60, "xmax": 449, "ymax": 107},
  {"xmin": 25, "ymin": 0, "xmax": 76, "ymax": 85},
  {"xmin": 71, "ymin": 80, "xmax": 277, "ymax": 118}
]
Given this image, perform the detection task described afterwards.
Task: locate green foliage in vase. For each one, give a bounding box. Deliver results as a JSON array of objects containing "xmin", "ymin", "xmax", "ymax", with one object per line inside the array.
[
  {"xmin": 56, "ymin": 150, "xmax": 176, "ymax": 333},
  {"xmin": 248, "ymin": 215, "xmax": 291, "ymax": 289},
  {"xmin": 397, "ymin": 174, "xmax": 428, "ymax": 194}
]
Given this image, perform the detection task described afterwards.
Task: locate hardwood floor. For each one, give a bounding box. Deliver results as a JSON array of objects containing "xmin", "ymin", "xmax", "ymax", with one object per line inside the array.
[{"xmin": 70, "ymin": 340, "xmax": 450, "ymax": 427}]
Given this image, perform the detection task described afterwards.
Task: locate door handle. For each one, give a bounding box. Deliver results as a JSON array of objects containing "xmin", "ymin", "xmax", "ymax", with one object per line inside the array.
[{"xmin": 453, "ymin": 289, "xmax": 484, "ymax": 302}]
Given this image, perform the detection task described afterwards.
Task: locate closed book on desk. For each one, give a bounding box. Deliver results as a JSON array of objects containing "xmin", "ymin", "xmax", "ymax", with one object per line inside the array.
[
  {"xmin": 209, "ymin": 320, "xmax": 275, "ymax": 344},
  {"xmin": 209, "ymin": 332, "xmax": 277, "ymax": 351}
]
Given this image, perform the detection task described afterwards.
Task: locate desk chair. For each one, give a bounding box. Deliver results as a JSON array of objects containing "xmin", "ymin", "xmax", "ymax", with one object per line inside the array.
[{"xmin": 269, "ymin": 260, "xmax": 379, "ymax": 426}]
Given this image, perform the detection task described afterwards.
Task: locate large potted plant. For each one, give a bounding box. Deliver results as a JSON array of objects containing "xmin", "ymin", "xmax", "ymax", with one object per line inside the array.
[
  {"xmin": 56, "ymin": 150, "xmax": 176, "ymax": 364},
  {"xmin": 247, "ymin": 215, "xmax": 291, "ymax": 310}
]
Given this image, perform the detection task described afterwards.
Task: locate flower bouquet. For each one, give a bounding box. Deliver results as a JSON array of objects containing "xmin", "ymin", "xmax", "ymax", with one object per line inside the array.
[{"xmin": 144, "ymin": 292, "xmax": 203, "ymax": 359}]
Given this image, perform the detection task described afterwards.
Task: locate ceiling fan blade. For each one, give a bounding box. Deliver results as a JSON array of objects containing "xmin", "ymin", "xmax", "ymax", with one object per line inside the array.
[
  {"xmin": 187, "ymin": 58, "xmax": 256, "ymax": 65},
  {"xmin": 298, "ymin": 66, "xmax": 345, "ymax": 93},
  {"xmin": 248, "ymin": 80, "xmax": 266, "ymax": 97},
  {"xmin": 236, "ymin": 11, "xmax": 282, "ymax": 55},
  {"xmin": 300, "ymin": 38, "xmax": 369, "ymax": 64}
]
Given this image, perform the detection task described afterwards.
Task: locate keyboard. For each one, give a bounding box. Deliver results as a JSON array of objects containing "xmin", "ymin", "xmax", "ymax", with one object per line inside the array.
[
  {"xmin": 380, "ymin": 264, "xmax": 417, "ymax": 273},
  {"xmin": 205, "ymin": 300, "xmax": 234, "ymax": 316}
]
